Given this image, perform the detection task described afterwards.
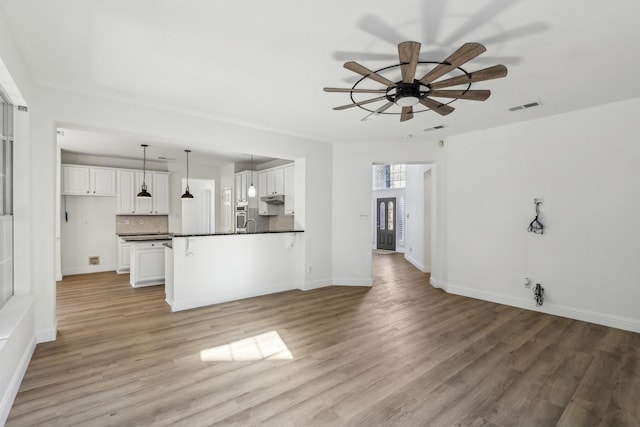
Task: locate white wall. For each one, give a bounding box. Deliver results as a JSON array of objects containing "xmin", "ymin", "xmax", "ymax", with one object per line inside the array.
[
  {"xmin": 404, "ymin": 164, "xmax": 431, "ymax": 272},
  {"xmin": 332, "ymin": 141, "xmax": 440, "ymax": 286},
  {"xmin": 0, "ymin": 14, "xmax": 37, "ymax": 423},
  {"xmin": 437, "ymin": 98, "xmax": 640, "ymax": 332},
  {"xmin": 60, "ymin": 196, "xmax": 117, "ymax": 275}
]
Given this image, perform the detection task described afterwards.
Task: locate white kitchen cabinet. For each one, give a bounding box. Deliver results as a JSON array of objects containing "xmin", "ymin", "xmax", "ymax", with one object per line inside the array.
[
  {"xmin": 235, "ymin": 172, "xmax": 247, "ymax": 204},
  {"xmin": 152, "ymin": 172, "xmax": 170, "ymax": 214},
  {"xmin": 267, "ymin": 168, "xmax": 284, "ymax": 195},
  {"xmin": 62, "ymin": 165, "xmax": 116, "ymax": 196},
  {"xmin": 135, "ymin": 171, "xmax": 154, "ymax": 214},
  {"xmin": 117, "ymin": 169, "xmax": 169, "ymax": 215},
  {"xmin": 130, "ymin": 241, "xmax": 167, "ymax": 287},
  {"xmin": 117, "ymin": 170, "xmax": 136, "ymax": 214},
  {"xmin": 116, "ymin": 237, "xmax": 131, "ymax": 274},
  {"xmin": 258, "ymin": 171, "xmax": 269, "ymax": 215},
  {"xmin": 284, "ymin": 164, "xmax": 295, "ymax": 215}
]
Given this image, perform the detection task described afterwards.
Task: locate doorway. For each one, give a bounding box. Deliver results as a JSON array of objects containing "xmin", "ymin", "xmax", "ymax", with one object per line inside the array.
[
  {"xmin": 181, "ymin": 178, "xmax": 215, "ymax": 234},
  {"xmin": 376, "ymin": 197, "xmax": 396, "ymax": 251}
]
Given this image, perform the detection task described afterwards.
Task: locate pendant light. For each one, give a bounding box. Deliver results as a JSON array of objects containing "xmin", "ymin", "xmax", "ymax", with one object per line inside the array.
[
  {"xmin": 182, "ymin": 149, "xmax": 194, "ymax": 199},
  {"xmin": 137, "ymin": 144, "xmax": 152, "ymax": 198},
  {"xmin": 247, "ymin": 154, "xmax": 256, "ymax": 198}
]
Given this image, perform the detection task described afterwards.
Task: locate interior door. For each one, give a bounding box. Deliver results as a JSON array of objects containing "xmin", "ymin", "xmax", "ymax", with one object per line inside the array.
[{"xmin": 376, "ymin": 197, "xmax": 396, "ymax": 251}]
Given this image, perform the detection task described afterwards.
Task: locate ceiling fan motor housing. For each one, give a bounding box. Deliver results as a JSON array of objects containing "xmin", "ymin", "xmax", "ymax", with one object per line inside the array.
[{"xmin": 391, "ymin": 81, "xmax": 423, "ymax": 107}]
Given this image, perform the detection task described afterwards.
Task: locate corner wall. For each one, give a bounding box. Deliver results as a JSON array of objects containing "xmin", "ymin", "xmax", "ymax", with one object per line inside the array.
[{"xmin": 439, "ymin": 97, "xmax": 640, "ymax": 332}]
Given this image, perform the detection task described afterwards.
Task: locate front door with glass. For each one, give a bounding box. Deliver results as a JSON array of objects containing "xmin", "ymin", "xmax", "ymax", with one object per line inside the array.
[{"xmin": 376, "ymin": 197, "xmax": 396, "ymax": 251}]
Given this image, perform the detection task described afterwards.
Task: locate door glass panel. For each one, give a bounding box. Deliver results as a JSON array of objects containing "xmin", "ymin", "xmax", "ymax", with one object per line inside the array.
[
  {"xmin": 379, "ymin": 202, "xmax": 385, "ymax": 230},
  {"xmin": 388, "ymin": 201, "xmax": 394, "ymax": 231}
]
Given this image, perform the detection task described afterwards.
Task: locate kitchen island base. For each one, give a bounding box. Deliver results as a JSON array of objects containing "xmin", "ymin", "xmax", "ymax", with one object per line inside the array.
[{"xmin": 166, "ymin": 232, "xmax": 304, "ymax": 311}]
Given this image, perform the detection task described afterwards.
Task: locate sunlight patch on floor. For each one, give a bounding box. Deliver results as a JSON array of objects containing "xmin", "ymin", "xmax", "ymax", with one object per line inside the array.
[{"xmin": 200, "ymin": 330, "xmax": 293, "ymax": 362}]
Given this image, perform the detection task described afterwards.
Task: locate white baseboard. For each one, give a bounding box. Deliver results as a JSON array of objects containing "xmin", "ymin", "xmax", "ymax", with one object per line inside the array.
[
  {"xmin": 0, "ymin": 333, "xmax": 36, "ymax": 426},
  {"xmin": 332, "ymin": 277, "xmax": 373, "ymax": 287},
  {"xmin": 170, "ymin": 283, "xmax": 297, "ymax": 312},
  {"xmin": 404, "ymin": 254, "xmax": 430, "ymax": 273},
  {"xmin": 433, "ymin": 280, "xmax": 640, "ymax": 334},
  {"xmin": 37, "ymin": 319, "xmax": 57, "ymax": 343},
  {"xmin": 62, "ymin": 265, "xmax": 116, "ymax": 276},
  {"xmin": 300, "ymin": 279, "xmax": 332, "ymax": 291}
]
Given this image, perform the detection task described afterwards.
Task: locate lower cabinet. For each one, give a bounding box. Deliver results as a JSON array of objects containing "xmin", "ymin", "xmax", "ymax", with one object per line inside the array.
[
  {"xmin": 129, "ymin": 241, "xmax": 168, "ymax": 287},
  {"xmin": 116, "ymin": 238, "xmax": 131, "ymax": 274}
]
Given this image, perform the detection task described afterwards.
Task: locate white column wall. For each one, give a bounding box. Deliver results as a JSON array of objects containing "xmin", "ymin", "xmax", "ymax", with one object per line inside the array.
[{"xmin": 332, "ymin": 141, "xmax": 440, "ymax": 285}]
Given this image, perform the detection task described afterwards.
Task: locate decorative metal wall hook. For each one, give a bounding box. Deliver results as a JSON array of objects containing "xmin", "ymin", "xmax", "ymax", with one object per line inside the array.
[{"xmin": 527, "ymin": 199, "xmax": 544, "ymax": 234}]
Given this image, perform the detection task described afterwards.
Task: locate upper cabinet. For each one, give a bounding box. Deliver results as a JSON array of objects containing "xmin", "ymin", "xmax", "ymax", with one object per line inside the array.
[
  {"xmin": 116, "ymin": 169, "xmax": 170, "ymax": 215},
  {"xmin": 266, "ymin": 168, "xmax": 284, "ymax": 196},
  {"xmin": 62, "ymin": 165, "xmax": 116, "ymax": 196},
  {"xmin": 234, "ymin": 171, "xmax": 257, "ymax": 208},
  {"xmin": 258, "ymin": 163, "xmax": 294, "ymax": 216}
]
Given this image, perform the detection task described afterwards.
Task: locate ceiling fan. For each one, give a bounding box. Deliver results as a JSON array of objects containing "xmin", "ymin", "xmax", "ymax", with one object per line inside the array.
[{"xmin": 324, "ymin": 41, "xmax": 508, "ymax": 122}]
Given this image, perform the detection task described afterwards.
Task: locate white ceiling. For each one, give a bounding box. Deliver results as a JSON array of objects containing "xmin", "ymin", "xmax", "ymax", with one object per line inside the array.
[{"xmin": 2, "ymin": 0, "xmax": 640, "ymax": 148}]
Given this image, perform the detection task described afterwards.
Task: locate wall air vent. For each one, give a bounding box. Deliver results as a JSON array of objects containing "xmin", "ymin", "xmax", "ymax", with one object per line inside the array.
[
  {"xmin": 509, "ymin": 101, "xmax": 541, "ymax": 112},
  {"xmin": 423, "ymin": 125, "xmax": 446, "ymax": 132}
]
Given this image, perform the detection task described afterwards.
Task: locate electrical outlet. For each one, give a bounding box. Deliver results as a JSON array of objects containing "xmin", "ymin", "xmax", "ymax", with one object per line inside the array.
[
  {"xmin": 524, "ymin": 277, "xmax": 531, "ymax": 288},
  {"xmin": 139, "ymin": 219, "xmax": 144, "ymax": 224},
  {"xmin": 307, "ymin": 266, "xmax": 312, "ymax": 274}
]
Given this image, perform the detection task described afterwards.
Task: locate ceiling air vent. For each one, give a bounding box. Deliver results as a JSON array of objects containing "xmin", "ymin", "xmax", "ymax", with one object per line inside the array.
[
  {"xmin": 509, "ymin": 101, "xmax": 541, "ymax": 112},
  {"xmin": 423, "ymin": 125, "xmax": 446, "ymax": 132}
]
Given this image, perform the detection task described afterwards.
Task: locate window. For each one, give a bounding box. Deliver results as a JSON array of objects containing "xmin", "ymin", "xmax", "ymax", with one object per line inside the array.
[
  {"xmin": 373, "ymin": 164, "xmax": 406, "ymax": 189},
  {"xmin": 0, "ymin": 91, "xmax": 13, "ymax": 308}
]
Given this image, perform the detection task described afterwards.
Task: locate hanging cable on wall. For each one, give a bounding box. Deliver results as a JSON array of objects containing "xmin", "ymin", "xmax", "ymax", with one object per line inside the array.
[
  {"xmin": 534, "ymin": 283, "xmax": 544, "ymax": 306},
  {"xmin": 527, "ymin": 199, "xmax": 544, "ymax": 234}
]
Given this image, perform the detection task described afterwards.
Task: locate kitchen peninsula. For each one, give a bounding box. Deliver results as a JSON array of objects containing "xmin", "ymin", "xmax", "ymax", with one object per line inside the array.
[{"xmin": 165, "ymin": 230, "xmax": 305, "ymax": 311}]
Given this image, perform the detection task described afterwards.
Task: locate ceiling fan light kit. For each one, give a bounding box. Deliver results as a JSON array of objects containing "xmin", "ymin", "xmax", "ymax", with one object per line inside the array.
[{"xmin": 324, "ymin": 41, "xmax": 508, "ymax": 122}]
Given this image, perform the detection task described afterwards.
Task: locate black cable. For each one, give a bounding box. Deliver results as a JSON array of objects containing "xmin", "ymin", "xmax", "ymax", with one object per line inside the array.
[
  {"xmin": 534, "ymin": 283, "xmax": 544, "ymax": 306},
  {"xmin": 528, "ymin": 202, "xmax": 544, "ymax": 234}
]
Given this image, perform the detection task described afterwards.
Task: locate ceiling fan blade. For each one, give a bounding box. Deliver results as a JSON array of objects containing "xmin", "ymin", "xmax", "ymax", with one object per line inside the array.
[
  {"xmin": 419, "ymin": 97, "xmax": 454, "ymax": 116},
  {"xmin": 398, "ymin": 41, "xmax": 421, "ymax": 83},
  {"xmin": 428, "ymin": 89, "xmax": 491, "ymax": 101},
  {"xmin": 333, "ymin": 96, "xmax": 387, "ymax": 110},
  {"xmin": 361, "ymin": 101, "xmax": 394, "ymax": 121},
  {"xmin": 429, "ymin": 65, "xmax": 508, "ymax": 90},
  {"xmin": 400, "ymin": 106, "xmax": 414, "ymax": 122},
  {"xmin": 324, "ymin": 87, "xmax": 388, "ymax": 93},
  {"xmin": 344, "ymin": 62, "xmax": 397, "ymax": 87},
  {"xmin": 419, "ymin": 43, "xmax": 486, "ymax": 84}
]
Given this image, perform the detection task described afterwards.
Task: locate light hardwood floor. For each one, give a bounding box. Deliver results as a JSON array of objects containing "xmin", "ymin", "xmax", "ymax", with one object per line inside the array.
[{"xmin": 7, "ymin": 254, "xmax": 640, "ymax": 426}]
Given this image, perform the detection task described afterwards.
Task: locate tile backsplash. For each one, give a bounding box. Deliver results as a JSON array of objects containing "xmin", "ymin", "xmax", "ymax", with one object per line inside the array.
[
  {"xmin": 116, "ymin": 215, "xmax": 168, "ymax": 235},
  {"xmin": 269, "ymin": 214, "xmax": 294, "ymax": 231}
]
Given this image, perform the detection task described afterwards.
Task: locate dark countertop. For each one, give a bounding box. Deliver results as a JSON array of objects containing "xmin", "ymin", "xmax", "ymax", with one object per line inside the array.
[
  {"xmin": 173, "ymin": 230, "xmax": 304, "ymax": 238},
  {"xmin": 118, "ymin": 234, "xmax": 173, "ymax": 242}
]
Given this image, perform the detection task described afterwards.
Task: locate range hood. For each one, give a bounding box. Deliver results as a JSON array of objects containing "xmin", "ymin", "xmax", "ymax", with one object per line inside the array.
[{"xmin": 260, "ymin": 194, "xmax": 285, "ymax": 205}]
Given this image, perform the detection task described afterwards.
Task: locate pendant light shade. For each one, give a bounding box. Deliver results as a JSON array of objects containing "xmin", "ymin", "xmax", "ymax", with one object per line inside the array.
[
  {"xmin": 247, "ymin": 154, "xmax": 256, "ymax": 198},
  {"xmin": 182, "ymin": 149, "xmax": 194, "ymax": 199},
  {"xmin": 137, "ymin": 144, "xmax": 152, "ymax": 198}
]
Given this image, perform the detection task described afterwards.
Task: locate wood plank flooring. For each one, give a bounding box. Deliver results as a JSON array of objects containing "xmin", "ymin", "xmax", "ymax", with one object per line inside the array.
[{"xmin": 7, "ymin": 253, "xmax": 640, "ymax": 426}]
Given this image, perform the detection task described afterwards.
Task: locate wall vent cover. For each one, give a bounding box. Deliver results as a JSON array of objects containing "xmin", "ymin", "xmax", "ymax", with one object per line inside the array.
[
  {"xmin": 89, "ymin": 256, "xmax": 100, "ymax": 265},
  {"xmin": 509, "ymin": 101, "xmax": 541, "ymax": 111}
]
